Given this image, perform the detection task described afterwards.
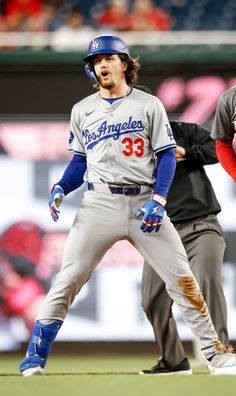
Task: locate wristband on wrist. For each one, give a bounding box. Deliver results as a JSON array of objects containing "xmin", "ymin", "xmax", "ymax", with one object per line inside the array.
[
  {"xmin": 151, "ymin": 193, "xmax": 166, "ymax": 207},
  {"xmin": 51, "ymin": 184, "xmax": 64, "ymax": 194}
]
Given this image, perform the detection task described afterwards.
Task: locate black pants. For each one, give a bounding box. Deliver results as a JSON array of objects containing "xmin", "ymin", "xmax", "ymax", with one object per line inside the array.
[{"xmin": 141, "ymin": 214, "xmax": 229, "ymax": 367}]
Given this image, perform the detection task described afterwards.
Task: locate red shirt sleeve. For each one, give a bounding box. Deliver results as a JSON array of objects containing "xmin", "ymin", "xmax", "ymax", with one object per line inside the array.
[{"xmin": 215, "ymin": 140, "xmax": 236, "ymax": 182}]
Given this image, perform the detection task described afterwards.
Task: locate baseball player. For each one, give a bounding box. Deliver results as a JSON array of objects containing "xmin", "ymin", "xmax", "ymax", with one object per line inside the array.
[
  {"xmin": 19, "ymin": 34, "xmax": 236, "ymax": 376},
  {"xmin": 211, "ymin": 85, "xmax": 236, "ymax": 182},
  {"xmin": 140, "ymin": 121, "xmax": 230, "ymax": 375}
]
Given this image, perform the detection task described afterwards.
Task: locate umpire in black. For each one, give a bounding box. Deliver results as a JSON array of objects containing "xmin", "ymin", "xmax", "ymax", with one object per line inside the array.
[{"xmin": 140, "ymin": 121, "xmax": 229, "ymax": 375}]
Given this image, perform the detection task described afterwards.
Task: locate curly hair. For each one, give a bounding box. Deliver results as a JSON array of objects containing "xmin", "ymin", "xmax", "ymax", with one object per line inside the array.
[{"xmin": 119, "ymin": 54, "xmax": 140, "ymax": 87}]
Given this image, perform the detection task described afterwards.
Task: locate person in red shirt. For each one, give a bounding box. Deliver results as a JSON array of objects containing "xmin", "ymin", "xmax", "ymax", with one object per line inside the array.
[
  {"xmin": 3, "ymin": 0, "xmax": 43, "ymax": 31},
  {"xmin": 94, "ymin": 0, "xmax": 133, "ymax": 31},
  {"xmin": 4, "ymin": 0, "xmax": 42, "ymax": 17},
  {"xmin": 130, "ymin": 0, "xmax": 172, "ymax": 31},
  {"xmin": 211, "ymin": 86, "xmax": 236, "ymax": 183}
]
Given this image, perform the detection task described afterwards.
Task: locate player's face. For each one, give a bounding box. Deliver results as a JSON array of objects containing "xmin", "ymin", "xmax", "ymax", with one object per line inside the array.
[{"xmin": 93, "ymin": 54, "xmax": 127, "ymax": 89}]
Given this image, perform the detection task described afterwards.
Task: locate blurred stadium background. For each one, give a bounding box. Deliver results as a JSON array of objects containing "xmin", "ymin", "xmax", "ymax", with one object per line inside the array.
[{"xmin": 0, "ymin": 0, "xmax": 236, "ymax": 361}]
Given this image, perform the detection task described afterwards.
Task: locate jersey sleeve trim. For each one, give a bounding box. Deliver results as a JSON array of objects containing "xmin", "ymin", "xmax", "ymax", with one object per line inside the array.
[
  {"xmin": 69, "ymin": 149, "xmax": 86, "ymax": 156},
  {"xmin": 154, "ymin": 143, "xmax": 176, "ymax": 154}
]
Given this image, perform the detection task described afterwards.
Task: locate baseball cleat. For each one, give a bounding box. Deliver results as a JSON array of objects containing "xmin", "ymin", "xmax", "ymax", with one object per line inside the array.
[
  {"xmin": 139, "ymin": 357, "xmax": 192, "ymax": 375},
  {"xmin": 21, "ymin": 366, "xmax": 45, "ymax": 377},
  {"xmin": 207, "ymin": 353, "xmax": 236, "ymax": 375},
  {"xmin": 19, "ymin": 355, "xmax": 45, "ymax": 377}
]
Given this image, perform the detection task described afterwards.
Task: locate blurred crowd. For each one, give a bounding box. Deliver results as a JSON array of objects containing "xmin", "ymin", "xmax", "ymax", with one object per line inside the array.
[
  {"xmin": 0, "ymin": 0, "xmax": 235, "ymax": 50},
  {"xmin": 0, "ymin": 0, "xmax": 173, "ymax": 33}
]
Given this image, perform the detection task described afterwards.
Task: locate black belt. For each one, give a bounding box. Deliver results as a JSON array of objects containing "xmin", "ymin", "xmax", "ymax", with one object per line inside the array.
[{"xmin": 87, "ymin": 182, "xmax": 141, "ymax": 196}]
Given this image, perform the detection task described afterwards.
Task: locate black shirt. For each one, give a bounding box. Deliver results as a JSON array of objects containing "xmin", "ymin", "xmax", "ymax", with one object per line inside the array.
[{"xmin": 166, "ymin": 121, "xmax": 221, "ymax": 223}]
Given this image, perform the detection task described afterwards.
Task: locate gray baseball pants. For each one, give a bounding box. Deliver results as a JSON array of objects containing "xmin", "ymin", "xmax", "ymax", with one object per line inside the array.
[
  {"xmin": 38, "ymin": 185, "xmax": 225, "ymax": 359},
  {"xmin": 142, "ymin": 213, "xmax": 229, "ymax": 367}
]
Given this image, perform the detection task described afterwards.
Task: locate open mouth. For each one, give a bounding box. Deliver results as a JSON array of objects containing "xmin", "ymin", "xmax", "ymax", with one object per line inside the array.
[{"xmin": 101, "ymin": 71, "xmax": 109, "ymax": 78}]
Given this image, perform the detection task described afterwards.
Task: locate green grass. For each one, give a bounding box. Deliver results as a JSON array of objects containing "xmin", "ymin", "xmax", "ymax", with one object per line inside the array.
[{"xmin": 0, "ymin": 355, "xmax": 236, "ymax": 396}]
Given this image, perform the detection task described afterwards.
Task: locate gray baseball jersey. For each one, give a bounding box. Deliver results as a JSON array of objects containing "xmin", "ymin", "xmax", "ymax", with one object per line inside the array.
[
  {"xmin": 69, "ymin": 88, "xmax": 176, "ymax": 185},
  {"xmin": 211, "ymin": 85, "xmax": 236, "ymax": 141}
]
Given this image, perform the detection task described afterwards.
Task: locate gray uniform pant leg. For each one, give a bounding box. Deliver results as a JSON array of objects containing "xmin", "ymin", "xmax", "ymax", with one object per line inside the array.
[
  {"xmin": 128, "ymin": 194, "xmax": 221, "ymax": 360},
  {"xmin": 37, "ymin": 190, "xmax": 126, "ymax": 321},
  {"xmin": 141, "ymin": 262, "xmax": 186, "ymax": 367},
  {"xmin": 177, "ymin": 214, "xmax": 229, "ymax": 345},
  {"xmin": 141, "ymin": 214, "xmax": 229, "ymax": 367}
]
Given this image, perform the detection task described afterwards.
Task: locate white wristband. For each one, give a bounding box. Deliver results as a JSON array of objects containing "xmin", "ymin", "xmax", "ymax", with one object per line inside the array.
[
  {"xmin": 151, "ymin": 193, "xmax": 166, "ymax": 207},
  {"xmin": 54, "ymin": 184, "xmax": 64, "ymax": 192}
]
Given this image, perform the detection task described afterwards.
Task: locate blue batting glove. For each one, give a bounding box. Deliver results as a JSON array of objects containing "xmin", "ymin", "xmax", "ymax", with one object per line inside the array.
[
  {"xmin": 137, "ymin": 194, "xmax": 166, "ymax": 233},
  {"xmin": 48, "ymin": 185, "xmax": 64, "ymax": 222}
]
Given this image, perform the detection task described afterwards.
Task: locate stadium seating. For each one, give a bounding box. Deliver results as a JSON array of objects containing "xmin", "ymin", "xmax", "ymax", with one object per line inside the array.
[
  {"xmin": 0, "ymin": 0, "xmax": 236, "ymax": 31},
  {"xmin": 84, "ymin": 0, "xmax": 236, "ymax": 30}
]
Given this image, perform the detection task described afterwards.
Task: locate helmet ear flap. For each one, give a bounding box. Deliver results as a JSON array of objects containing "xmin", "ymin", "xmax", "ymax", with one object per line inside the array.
[{"xmin": 84, "ymin": 64, "xmax": 97, "ymax": 85}]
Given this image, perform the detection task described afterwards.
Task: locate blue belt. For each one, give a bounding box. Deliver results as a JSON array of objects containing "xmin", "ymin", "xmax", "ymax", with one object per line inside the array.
[{"xmin": 87, "ymin": 182, "xmax": 141, "ymax": 196}]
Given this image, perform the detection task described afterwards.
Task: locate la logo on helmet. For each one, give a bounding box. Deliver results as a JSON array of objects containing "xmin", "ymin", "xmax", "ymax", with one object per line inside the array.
[{"xmin": 92, "ymin": 40, "xmax": 100, "ymax": 50}]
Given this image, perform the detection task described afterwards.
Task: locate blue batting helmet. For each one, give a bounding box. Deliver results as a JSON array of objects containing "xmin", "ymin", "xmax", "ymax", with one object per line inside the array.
[{"xmin": 83, "ymin": 34, "xmax": 130, "ymax": 63}]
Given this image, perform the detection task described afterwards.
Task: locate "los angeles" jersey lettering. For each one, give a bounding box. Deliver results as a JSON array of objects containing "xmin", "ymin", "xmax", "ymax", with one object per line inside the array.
[{"xmin": 83, "ymin": 116, "xmax": 145, "ymax": 150}]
